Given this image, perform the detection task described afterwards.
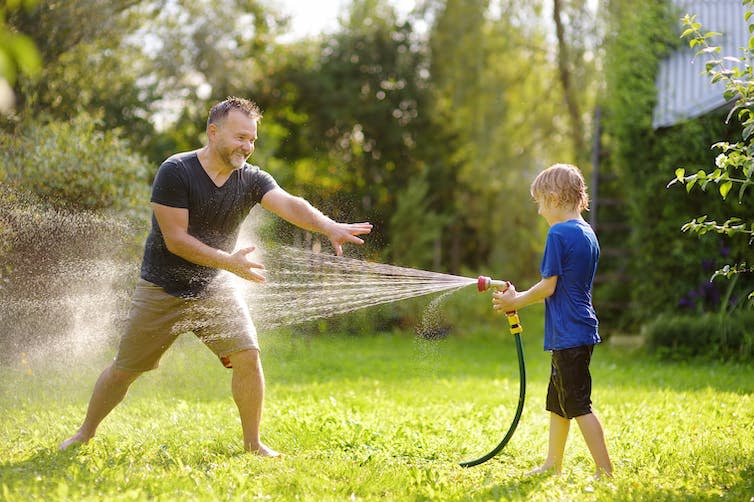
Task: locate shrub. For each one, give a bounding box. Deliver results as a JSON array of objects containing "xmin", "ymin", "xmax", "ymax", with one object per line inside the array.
[
  {"xmin": 643, "ymin": 310, "xmax": 754, "ymax": 361},
  {"xmin": 0, "ymin": 113, "xmax": 151, "ymax": 216},
  {"xmin": 0, "ymin": 114, "xmax": 151, "ymax": 361}
]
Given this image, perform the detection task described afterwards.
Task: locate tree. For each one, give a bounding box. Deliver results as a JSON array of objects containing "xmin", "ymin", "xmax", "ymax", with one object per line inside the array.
[
  {"xmin": 257, "ymin": 0, "xmax": 433, "ymax": 261},
  {"xmin": 427, "ymin": 0, "xmax": 570, "ymax": 277},
  {"xmin": 669, "ymin": 8, "xmax": 754, "ymax": 303},
  {"xmin": 6, "ymin": 0, "xmax": 157, "ymax": 154},
  {"xmin": 552, "ymin": 0, "xmax": 598, "ymax": 163}
]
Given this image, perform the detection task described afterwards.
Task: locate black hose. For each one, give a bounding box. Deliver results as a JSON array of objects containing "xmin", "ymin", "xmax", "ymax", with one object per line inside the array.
[{"xmin": 459, "ymin": 332, "xmax": 526, "ymax": 467}]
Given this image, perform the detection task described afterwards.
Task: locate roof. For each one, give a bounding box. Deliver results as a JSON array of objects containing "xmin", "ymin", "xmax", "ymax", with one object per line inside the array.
[{"xmin": 652, "ymin": 0, "xmax": 749, "ymax": 129}]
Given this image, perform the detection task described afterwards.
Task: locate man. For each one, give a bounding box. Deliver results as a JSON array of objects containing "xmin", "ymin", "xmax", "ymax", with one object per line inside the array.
[{"xmin": 60, "ymin": 97, "xmax": 372, "ymax": 456}]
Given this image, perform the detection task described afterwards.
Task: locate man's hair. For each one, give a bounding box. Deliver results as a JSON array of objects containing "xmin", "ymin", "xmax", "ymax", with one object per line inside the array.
[
  {"xmin": 207, "ymin": 96, "xmax": 263, "ymax": 128},
  {"xmin": 530, "ymin": 163, "xmax": 589, "ymax": 212}
]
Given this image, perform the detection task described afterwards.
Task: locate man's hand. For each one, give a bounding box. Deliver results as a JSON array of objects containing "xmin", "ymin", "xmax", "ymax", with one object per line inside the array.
[
  {"xmin": 260, "ymin": 189, "xmax": 372, "ymax": 255},
  {"xmin": 226, "ymin": 245, "xmax": 266, "ymax": 283},
  {"xmin": 326, "ymin": 222, "xmax": 373, "ymax": 256}
]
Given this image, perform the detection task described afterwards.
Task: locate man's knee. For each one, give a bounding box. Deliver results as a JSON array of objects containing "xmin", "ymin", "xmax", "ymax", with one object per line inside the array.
[
  {"xmin": 107, "ymin": 364, "xmax": 142, "ymax": 386},
  {"xmin": 227, "ymin": 349, "xmax": 261, "ymax": 372}
]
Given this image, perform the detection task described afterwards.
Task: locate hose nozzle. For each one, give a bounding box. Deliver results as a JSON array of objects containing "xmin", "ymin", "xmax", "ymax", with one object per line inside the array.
[
  {"xmin": 477, "ymin": 276, "xmax": 509, "ymax": 292},
  {"xmin": 476, "ymin": 276, "xmax": 523, "ymax": 335}
]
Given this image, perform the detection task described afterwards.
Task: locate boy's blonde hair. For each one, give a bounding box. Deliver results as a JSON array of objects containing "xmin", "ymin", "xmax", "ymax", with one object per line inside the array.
[{"xmin": 530, "ymin": 163, "xmax": 590, "ymax": 212}]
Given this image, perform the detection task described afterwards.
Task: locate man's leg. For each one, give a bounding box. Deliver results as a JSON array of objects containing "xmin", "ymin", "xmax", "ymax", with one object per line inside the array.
[
  {"xmin": 59, "ymin": 363, "xmax": 141, "ymax": 450},
  {"xmin": 575, "ymin": 412, "xmax": 613, "ymax": 478},
  {"xmin": 227, "ymin": 349, "xmax": 279, "ymax": 457}
]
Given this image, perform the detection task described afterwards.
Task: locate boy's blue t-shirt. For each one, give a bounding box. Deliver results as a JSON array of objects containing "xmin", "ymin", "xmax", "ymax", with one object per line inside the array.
[{"xmin": 540, "ymin": 218, "xmax": 601, "ymax": 351}]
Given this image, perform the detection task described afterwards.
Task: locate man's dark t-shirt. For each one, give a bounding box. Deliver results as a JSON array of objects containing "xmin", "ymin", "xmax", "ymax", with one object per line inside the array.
[{"xmin": 140, "ymin": 151, "xmax": 278, "ymax": 297}]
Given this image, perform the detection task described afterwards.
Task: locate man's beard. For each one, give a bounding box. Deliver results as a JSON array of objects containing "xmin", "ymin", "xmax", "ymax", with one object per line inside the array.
[{"xmin": 221, "ymin": 148, "xmax": 249, "ymax": 169}]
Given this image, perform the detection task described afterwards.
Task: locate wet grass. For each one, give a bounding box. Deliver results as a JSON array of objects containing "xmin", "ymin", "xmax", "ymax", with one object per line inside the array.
[{"xmin": 1, "ymin": 305, "xmax": 753, "ymax": 501}]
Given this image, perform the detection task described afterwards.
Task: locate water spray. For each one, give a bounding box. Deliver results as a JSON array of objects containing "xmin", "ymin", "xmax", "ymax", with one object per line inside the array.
[
  {"xmin": 459, "ymin": 276, "xmax": 526, "ymax": 468},
  {"xmin": 238, "ymin": 248, "xmax": 527, "ymax": 466}
]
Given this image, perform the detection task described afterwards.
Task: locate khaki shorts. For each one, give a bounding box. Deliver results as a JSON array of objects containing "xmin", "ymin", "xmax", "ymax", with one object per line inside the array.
[{"xmin": 114, "ymin": 277, "xmax": 259, "ymax": 372}]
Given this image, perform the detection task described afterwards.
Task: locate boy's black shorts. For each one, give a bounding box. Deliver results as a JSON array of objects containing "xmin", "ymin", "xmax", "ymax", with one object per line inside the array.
[{"xmin": 546, "ymin": 344, "xmax": 594, "ymax": 419}]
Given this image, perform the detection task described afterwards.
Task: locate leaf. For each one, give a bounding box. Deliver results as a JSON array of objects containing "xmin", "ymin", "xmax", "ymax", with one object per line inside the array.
[
  {"xmin": 705, "ymin": 60, "xmax": 722, "ymax": 72},
  {"xmin": 719, "ymin": 181, "xmax": 733, "ymax": 199},
  {"xmin": 686, "ymin": 177, "xmax": 697, "ymax": 192},
  {"xmin": 675, "ymin": 168, "xmax": 685, "ymax": 181}
]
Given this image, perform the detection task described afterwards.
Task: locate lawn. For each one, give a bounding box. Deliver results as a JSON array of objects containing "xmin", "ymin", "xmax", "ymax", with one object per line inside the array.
[{"xmin": 1, "ymin": 305, "xmax": 753, "ymax": 501}]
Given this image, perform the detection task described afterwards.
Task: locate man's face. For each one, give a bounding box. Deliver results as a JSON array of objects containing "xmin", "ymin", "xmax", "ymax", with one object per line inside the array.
[{"xmin": 211, "ymin": 110, "xmax": 258, "ymax": 169}]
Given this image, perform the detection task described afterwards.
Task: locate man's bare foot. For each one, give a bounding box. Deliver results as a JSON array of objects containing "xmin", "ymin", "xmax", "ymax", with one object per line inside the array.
[
  {"xmin": 246, "ymin": 442, "xmax": 281, "ymax": 458},
  {"xmin": 58, "ymin": 432, "xmax": 91, "ymax": 451},
  {"xmin": 526, "ymin": 464, "xmax": 561, "ymax": 477}
]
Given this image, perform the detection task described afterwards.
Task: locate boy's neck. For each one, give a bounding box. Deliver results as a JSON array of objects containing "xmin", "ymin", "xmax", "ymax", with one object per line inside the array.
[{"xmin": 547, "ymin": 208, "xmax": 583, "ymax": 226}]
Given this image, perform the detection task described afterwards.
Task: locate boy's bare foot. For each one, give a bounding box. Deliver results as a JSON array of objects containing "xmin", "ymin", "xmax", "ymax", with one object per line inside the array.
[
  {"xmin": 58, "ymin": 432, "xmax": 91, "ymax": 451},
  {"xmin": 247, "ymin": 442, "xmax": 281, "ymax": 458},
  {"xmin": 593, "ymin": 468, "xmax": 613, "ymax": 480},
  {"xmin": 526, "ymin": 464, "xmax": 561, "ymax": 477}
]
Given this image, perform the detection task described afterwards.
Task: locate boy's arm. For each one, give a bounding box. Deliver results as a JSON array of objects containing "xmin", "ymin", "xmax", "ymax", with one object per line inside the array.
[{"xmin": 492, "ymin": 276, "xmax": 558, "ymax": 312}]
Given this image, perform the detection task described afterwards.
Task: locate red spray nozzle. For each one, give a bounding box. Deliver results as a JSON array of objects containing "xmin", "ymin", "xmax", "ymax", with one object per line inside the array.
[
  {"xmin": 477, "ymin": 276, "xmax": 508, "ymax": 292},
  {"xmin": 477, "ymin": 276, "xmax": 490, "ymax": 292}
]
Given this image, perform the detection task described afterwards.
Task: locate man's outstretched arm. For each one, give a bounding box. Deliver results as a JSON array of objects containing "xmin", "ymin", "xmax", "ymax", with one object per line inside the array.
[{"xmin": 261, "ymin": 188, "xmax": 372, "ymax": 256}]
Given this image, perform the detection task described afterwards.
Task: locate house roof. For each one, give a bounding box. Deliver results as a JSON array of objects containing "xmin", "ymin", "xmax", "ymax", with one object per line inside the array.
[{"xmin": 652, "ymin": 0, "xmax": 749, "ymax": 129}]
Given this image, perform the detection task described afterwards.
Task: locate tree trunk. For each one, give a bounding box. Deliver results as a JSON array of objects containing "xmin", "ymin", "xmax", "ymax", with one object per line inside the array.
[{"xmin": 552, "ymin": 0, "xmax": 585, "ymax": 158}]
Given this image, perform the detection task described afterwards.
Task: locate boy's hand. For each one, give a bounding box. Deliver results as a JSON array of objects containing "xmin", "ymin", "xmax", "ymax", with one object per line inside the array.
[{"xmin": 492, "ymin": 283, "xmax": 518, "ymax": 312}]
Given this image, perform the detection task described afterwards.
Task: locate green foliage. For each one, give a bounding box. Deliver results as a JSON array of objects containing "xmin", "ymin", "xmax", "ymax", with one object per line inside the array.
[
  {"xmin": 1, "ymin": 322, "xmax": 753, "ymax": 500},
  {"xmin": 6, "ymin": 0, "xmax": 161, "ymax": 155},
  {"xmin": 601, "ymin": 0, "xmax": 754, "ymax": 326},
  {"xmin": 643, "ymin": 310, "xmax": 754, "ymax": 361},
  {"xmin": 667, "ymin": 11, "xmax": 754, "ymax": 300},
  {"xmin": 428, "ymin": 0, "xmax": 564, "ymax": 277},
  {"xmin": 0, "ymin": 114, "xmax": 150, "ymax": 213},
  {"xmin": 387, "ymin": 174, "xmax": 447, "ymax": 269},
  {"xmin": 259, "ymin": 0, "xmax": 432, "ymax": 259},
  {"xmin": 0, "ymin": 114, "xmax": 149, "ymax": 352},
  {"xmin": 0, "ymin": 0, "xmax": 41, "ymax": 90}
]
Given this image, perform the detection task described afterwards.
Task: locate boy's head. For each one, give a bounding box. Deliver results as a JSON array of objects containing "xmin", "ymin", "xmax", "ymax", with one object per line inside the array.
[{"xmin": 530, "ymin": 163, "xmax": 589, "ymax": 213}]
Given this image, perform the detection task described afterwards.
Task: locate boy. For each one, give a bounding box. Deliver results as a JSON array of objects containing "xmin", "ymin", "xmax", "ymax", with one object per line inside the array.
[{"xmin": 491, "ymin": 163, "xmax": 613, "ymax": 479}]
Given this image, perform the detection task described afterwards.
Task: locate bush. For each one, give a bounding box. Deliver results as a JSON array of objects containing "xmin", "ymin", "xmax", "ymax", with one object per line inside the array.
[
  {"xmin": 643, "ymin": 310, "xmax": 754, "ymax": 361},
  {"xmin": 0, "ymin": 113, "xmax": 151, "ymax": 215},
  {"xmin": 0, "ymin": 114, "xmax": 152, "ymax": 362}
]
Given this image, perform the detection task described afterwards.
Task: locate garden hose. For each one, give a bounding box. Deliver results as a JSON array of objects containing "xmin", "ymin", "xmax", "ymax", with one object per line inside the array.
[{"xmin": 459, "ymin": 277, "xmax": 526, "ymax": 468}]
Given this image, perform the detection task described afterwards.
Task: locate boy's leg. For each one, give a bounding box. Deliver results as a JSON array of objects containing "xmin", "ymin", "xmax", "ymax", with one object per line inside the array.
[
  {"xmin": 59, "ymin": 363, "xmax": 141, "ymax": 449},
  {"xmin": 531, "ymin": 352, "xmax": 572, "ymax": 475},
  {"xmin": 575, "ymin": 412, "xmax": 613, "ymax": 478},
  {"xmin": 529, "ymin": 412, "xmax": 570, "ymax": 475}
]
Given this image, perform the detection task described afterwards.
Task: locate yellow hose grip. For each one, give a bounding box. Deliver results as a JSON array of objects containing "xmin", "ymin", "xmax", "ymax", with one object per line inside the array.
[{"xmin": 506, "ymin": 311, "xmax": 523, "ymax": 335}]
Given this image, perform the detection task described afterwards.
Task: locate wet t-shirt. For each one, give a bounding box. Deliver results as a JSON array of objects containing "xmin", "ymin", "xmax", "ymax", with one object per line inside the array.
[{"xmin": 140, "ymin": 151, "xmax": 278, "ymax": 297}]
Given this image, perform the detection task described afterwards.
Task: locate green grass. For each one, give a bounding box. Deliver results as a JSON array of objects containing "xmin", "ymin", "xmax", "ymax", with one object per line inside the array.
[{"xmin": 1, "ymin": 305, "xmax": 753, "ymax": 501}]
